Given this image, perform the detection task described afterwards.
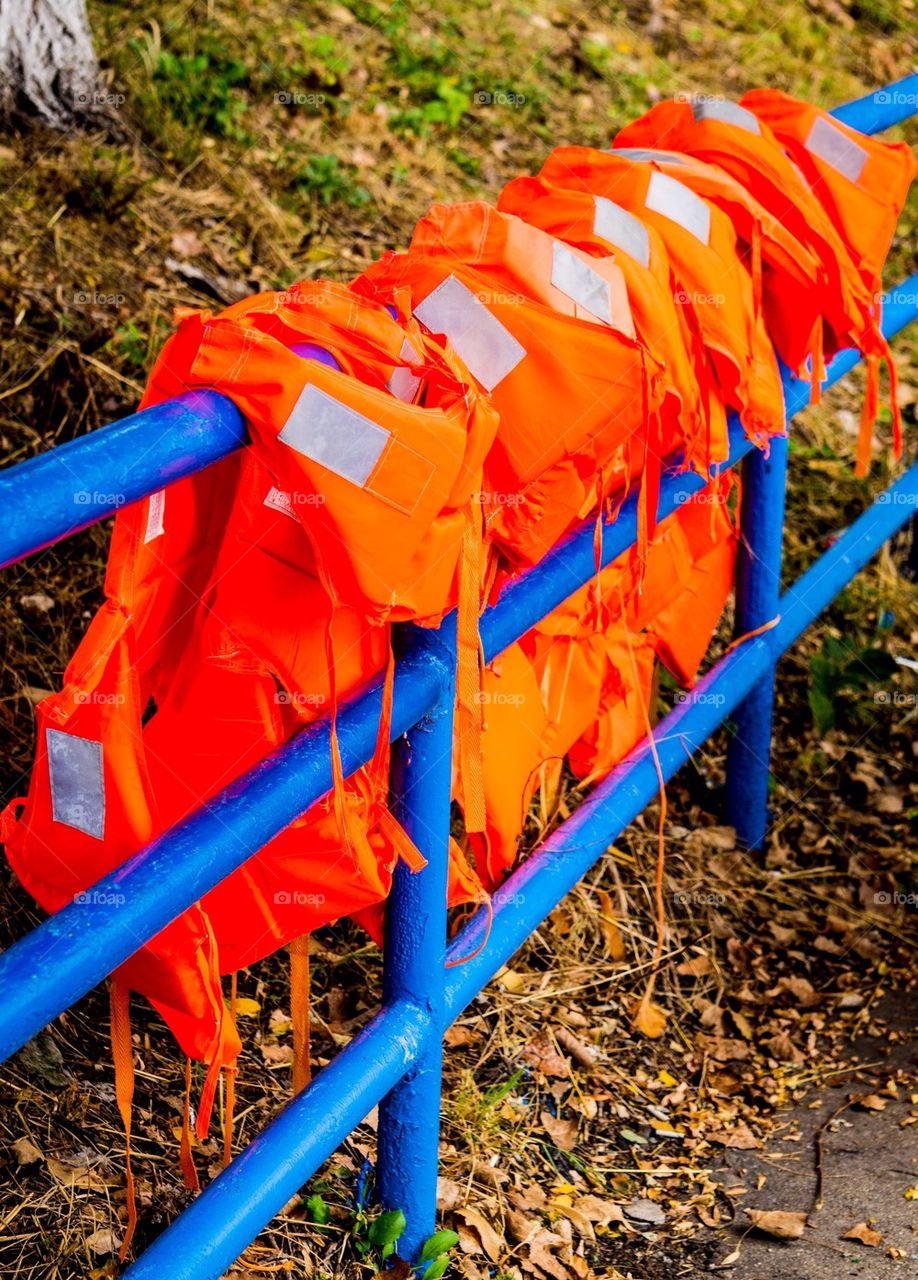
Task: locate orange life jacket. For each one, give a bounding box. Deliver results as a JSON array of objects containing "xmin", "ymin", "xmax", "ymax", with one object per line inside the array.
[
  {"xmin": 497, "ymin": 174, "xmax": 715, "ymax": 478},
  {"xmin": 614, "ymin": 95, "xmax": 912, "ymax": 469},
  {"xmin": 466, "ymin": 474, "xmax": 738, "ymax": 891},
  {"xmin": 354, "ymin": 201, "xmax": 670, "ymax": 567},
  {"xmin": 531, "ymin": 147, "xmax": 786, "ymax": 454}
]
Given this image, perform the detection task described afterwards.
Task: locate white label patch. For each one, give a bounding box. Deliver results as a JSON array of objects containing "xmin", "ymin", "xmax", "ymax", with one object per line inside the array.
[
  {"xmin": 645, "ymin": 169, "xmax": 711, "ymax": 245},
  {"xmin": 414, "ymin": 275, "xmax": 526, "ymax": 392},
  {"xmin": 47, "ymin": 727, "xmax": 104, "ymax": 840},
  {"xmin": 550, "ymin": 242, "xmax": 613, "ymax": 325},
  {"xmin": 615, "ymin": 146, "xmax": 688, "ymax": 165},
  {"xmin": 691, "ymin": 99, "xmax": 760, "ymax": 134},
  {"xmin": 805, "ymin": 115, "xmax": 867, "ymax": 183},
  {"xmin": 263, "ymin": 486, "xmax": 298, "ymax": 520},
  {"xmin": 279, "ymin": 384, "xmax": 389, "ymax": 488},
  {"xmin": 144, "ymin": 489, "xmax": 165, "ymax": 542},
  {"xmin": 388, "ymin": 337, "xmax": 422, "ymax": 404},
  {"xmin": 592, "ymin": 196, "xmax": 651, "ymax": 268}
]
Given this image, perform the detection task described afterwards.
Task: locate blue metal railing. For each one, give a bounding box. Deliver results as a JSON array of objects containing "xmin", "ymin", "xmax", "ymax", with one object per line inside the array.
[{"xmin": 0, "ymin": 73, "xmax": 915, "ymax": 1278}]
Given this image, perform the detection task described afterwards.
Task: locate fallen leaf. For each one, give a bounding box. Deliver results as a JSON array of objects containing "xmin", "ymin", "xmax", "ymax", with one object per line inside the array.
[
  {"xmin": 624, "ymin": 1198, "xmax": 666, "ymax": 1226},
  {"xmin": 710, "ymin": 1123, "xmax": 759, "ymax": 1150},
  {"xmin": 842, "ymin": 1221, "xmax": 883, "ymax": 1247},
  {"xmin": 12, "ymin": 1136, "xmax": 42, "ymax": 1165},
  {"xmin": 632, "ymin": 998, "xmax": 668, "ymax": 1039},
  {"xmin": 541, "ymin": 1111, "xmax": 578, "ymax": 1151},
  {"xmin": 746, "ymin": 1209, "xmax": 807, "ymax": 1240},
  {"xmin": 233, "ymin": 997, "xmax": 261, "ymax": 1017},
  {"xmin": 555, "ymin": 1027, "xmax": 597, "ymax": 1069},
  {"xmin": 86, "ymin": 1230, "xmax": 121, "ymax": 1256},
  {"xmin": 170, "ymin": 229, "xmax": 204, "ymax": 257},
  {"xmin": 46, "ymin": 1157, "xmax": 111, "ymax": 1190},
  {"xmin": 856, "ymin": 1094, "xmax": 888, "ymax": 1112},
  {"xmin": 436, "ymin": 1176, "xmax": 462, "ymax": 1212},
  {"xmin": 456, "ymin": 1208, "xmax": 503, "ymax": 1262},
  {"xmin": 595, "ymin": 889, "xmax": 626, "ymax": 960},
  {"xmin": 574, "ymin": 1195, "xmax": 623, "ymax": 1226},
  {"xmin": 677, "ymin": 954, "xmax": 713, "ymax": 977}
]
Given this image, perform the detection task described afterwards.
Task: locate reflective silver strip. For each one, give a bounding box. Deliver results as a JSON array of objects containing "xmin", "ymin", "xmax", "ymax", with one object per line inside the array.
[
  {"xmin": 614, "ymin": 146, "xmax": 688, "ymax": 165},
  {"xmin": 47, "ymin": 727, "xmax": 104, "ymax": 840},
  {"xmin": 263, "ymin": 486, "xmax": 298, "ymax": 520},
  {"xmin": 645, "ymin": 169, "xmax": 711, "ymax": 245},
  {"xmin": 691, "ymin": 99, "xmax": 760, "ymax": 134},
  {"xmin": 414, "ymin": 275, "xmax": 525, "ymax": 392},
  {"xmin": 279, "ymin": 383, "xmax": 389, "ymax": 488},
  {"xmin": 550, "ymin": 242, "xmax": 613, "ymax": 324},
  {"xmin": 592, "ymin": 196, "xmax": 650, "ymax": 268},
  {"xmin": 805, "ymin": 114, "xmax": 867, "ymax": 183},
  {"xmin": 143, "ymin": 489, "xmax": 165, "ymax": 542},
  {"xmin": 387, "ymin": 337, "xmax": 422, "ymax": 403}
]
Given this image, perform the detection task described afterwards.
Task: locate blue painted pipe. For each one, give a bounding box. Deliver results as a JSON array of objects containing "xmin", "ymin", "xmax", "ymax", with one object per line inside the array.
[
  {"xmin": 0, "ymin": 274, "xmax": 915, "ymax": 1065},
  {"xmin": 377, "ymin": 625, "xmax": 455, "ymax": 1262},
  {"xmin": 725, "ymin": 429, "xmax": 789, "ymax": 847},
  {"xmin": 830, "ymin": 73, "xmax": 918, "ymax": 133},
  {"xmin": 0, "ymin": 390, "xmax": 246, "ymax": 569},
  {"xmin": 122, "ymin": 452, "xmax": 918, "ymax": 1280}
]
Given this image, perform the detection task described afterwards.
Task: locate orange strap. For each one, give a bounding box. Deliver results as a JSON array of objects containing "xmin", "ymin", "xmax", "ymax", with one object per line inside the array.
[
  {"xmin": 110, "ymin": 979, "xmax": 137, "ymax": 1261},
  {"xmin": 290, "ymin": 934, "xmax": 312, "ymax": 1094},
  {"xmin": 223, "ymin": 973, "xmax": 238, "ymax": 1169},
  {"xmin": 370, "ymin": 637, "xmax": 426, "ymax": 872},
  {"xmin": 724, "ymin": 613, "xmax": 780, "ymax": 655},
  {"xmin": 180, "ymin": 1057, "xmax": 200, "ymax": 1192},
  {"xmin": 750, "ymin": 222, "xmax": 763, "ymax": 320},
  {"xmin": 445, "ymin": 893, "xmax": 494, "ymax": 968},
  {"xmin": 856, "ymin": 352, "xmax": 881, "ymax": 478},
  {"xmin": 808, "ymin": 315, "xmax": 825, "ymax": 407},
  {"xmin": 457, "ymin": 499, "xmax": 486, "ymax": 833}
]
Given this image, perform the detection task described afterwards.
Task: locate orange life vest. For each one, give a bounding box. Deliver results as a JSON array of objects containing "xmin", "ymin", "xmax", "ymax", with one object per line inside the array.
[
  {"xmin": 354, "ymin": 201, "xmax": 670, "ymax": 567},
  {"xmin": 531, "ymin": 147, "xmax": 786, "ymax": 454},
  {"xmin": 614, "ymin": 95, "xmax": 913, "ymax": 469},
  {"xmin": 497, "ymin": 173, "xmax": 715, "ymax": 478}
]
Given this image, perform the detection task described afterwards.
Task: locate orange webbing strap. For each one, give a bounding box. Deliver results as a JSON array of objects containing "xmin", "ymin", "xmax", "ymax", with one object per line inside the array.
[
  {"xmin": 616, "ymin": 583, "xmax": 667, "ymax": 1028},
  {"xmin": 180, "ymin": 1057, "xmax": 200, "ymax": 1192},
  {"xmin": 370, "ymin": 638, "xmax": 426, "ymax": 872},
  {"xmin": 636, "ymin": 353, "xmax": 662, "ymax": 581},
  {"xmin": 196, "ymin": 922, "xmax": 228, "ymax": 1141},
  {"xmin": 444, "ymin": 892, "xmax": 494, "ymax": 968},
  {"xmin": 750, "ymin": 222, "xmax": 763, "ymax": 320},
  {"xmin": 723, "ymin": 613, "xmax": 781, "ymax": 655},
  {"xmin": 808, "ymin": 315, "xmax": 825, "ymax": 407},
  {"xmin": 856, "ymin": 352, "xmax": 881, "ymax": 478},
  {"xmin": 109, "ymin": 979, "xmax": 137, "ymax": 1261},
  {"xmin": 223, "ymin": 973, "xmax": 238, "ymax": 1169},
  {"xmin": 457, "ymin": 498, "xmax": 486, "ymax": 833},
  {"xmin": 290, "ymin": 934, "xmax": 312, "ymax": 1094}
]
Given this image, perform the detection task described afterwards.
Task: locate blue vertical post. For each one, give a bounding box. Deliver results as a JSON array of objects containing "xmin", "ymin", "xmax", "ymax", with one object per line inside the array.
[
  {"xmin": 377, "ymin": 622, "xmax": 455, "ymax": 1265},
  {"xmin": 725, "ymin": 435, "xmax": 789, "ymax": 848}
]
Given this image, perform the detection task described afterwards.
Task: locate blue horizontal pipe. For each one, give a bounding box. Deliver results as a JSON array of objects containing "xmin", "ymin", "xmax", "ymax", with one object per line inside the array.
[
  {"xmin": 830, "ymin": 73, "xmax": 918, "ymax": 133},
  {"xmin": 0, "ymin": 90, "xmax": 904, "ymax": 576},
  {"xmin": 123, "ymin": 452, "xmax": 918, "ymax": 1280},
  {"xmin": 0, "ymin": 273, "xmax": 915, "ymax": 1065},
  {"xmin": 0, "ymin": 391, "xmax": 246, "ymax": 569}
]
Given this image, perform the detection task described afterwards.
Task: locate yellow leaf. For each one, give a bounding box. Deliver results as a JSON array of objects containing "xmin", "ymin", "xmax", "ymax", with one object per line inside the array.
[
  {"xmin": 658, "ymin": 1069, "xmax": 678, "ymax": 1087},
  {"xmin": 595, "ymin": 889, "xmax": 626, "ymax": 960},
  {"xmin": 233, "ymin": 997, "xmax": 261, "ymax": 1017}
]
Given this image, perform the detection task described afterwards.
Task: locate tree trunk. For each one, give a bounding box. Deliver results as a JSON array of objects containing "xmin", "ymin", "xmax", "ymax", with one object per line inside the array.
[{"xmin": 0, "ymin": 0, "xmax": 101, "ymax": 128}]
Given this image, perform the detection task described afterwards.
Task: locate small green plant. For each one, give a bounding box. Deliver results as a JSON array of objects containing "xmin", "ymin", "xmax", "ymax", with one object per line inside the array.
[
  {"xmin": 419, "ymin": 1228, "xmax": 461, "ymax": 1278},
  {"xmin": 291, "ymin": 154, "xmax": 370, "ymax": 207},
  {"xmin": 808, "ymin": 634, "xmax": 899, "ymax": 733}
]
